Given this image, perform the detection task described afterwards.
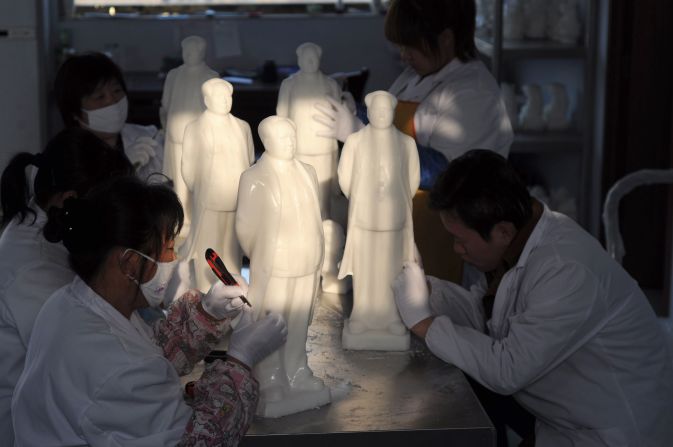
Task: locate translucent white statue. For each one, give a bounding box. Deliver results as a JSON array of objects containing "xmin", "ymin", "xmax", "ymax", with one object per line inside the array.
[
  {"xmin": 543, "ymin": 82, "xmax": 571, "ymax": 130},
  {"xmin": 522, "ymin": 0, "xmax": 546, "ymax": 39},
  {"xmin": 236, "ymin": 116, "xmax": 330, "ymax": 418},
  {"xmin": 321, "ymin": 220, "xmax": 351, "ymax": 295},
  {"xmin": 160, "ymin": 36, "xmax": 218, "ymax": 242},
  {"xmin": 338, "ymin": 91, "xmax": 420, "ymax": 351},
  {"xmin": 500, "ymin": 82, "xmax": 519, "ymax": 130},
  {"xmin": 276, "ymin": 42, "xmax": 341, "ymax": 219},
  {"xmin": 181, "ymin": 78, "xmax": 254, "ymax": 292},
  {"xmin": 518, "ymin": 83, "xmax": 545, "ymax": 131},
  {"xmin": 504, "ymin": 0, "xmax": 525, "ymax": 40}
]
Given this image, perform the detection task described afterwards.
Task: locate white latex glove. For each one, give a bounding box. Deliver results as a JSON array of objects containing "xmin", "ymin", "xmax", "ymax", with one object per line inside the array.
[
  {"xmin": 126, "ymin": 136, "xmax": 158, "ymax": 168},
  {"xmin": 313, "ymin": 95, "xmax": 364, "ymax": 143},
  {"xmin": 227, "ymin": 312, "xmax": 288, "ymax": 368},
  {"xmin": 201, "ymin": 281, "xmax": 246, "ymax": 320},
  {"xmin": 392, "ymin": 261, "xmax": 433, "ymax": 329}
]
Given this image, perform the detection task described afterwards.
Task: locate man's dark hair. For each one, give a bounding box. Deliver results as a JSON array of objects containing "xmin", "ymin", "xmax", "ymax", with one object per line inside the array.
[
  {"xmin": 429, "ymin": 149, "xmax": 532, "ymax": 240},
  {"xmin": 384, "ymin": 0, "xmax": 477, "ymax": 62}
]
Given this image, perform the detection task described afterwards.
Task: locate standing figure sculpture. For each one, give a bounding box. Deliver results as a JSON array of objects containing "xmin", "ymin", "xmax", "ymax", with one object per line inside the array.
[
  {"xmin": 161, "ymin": 35, "xmax": 218, "ymax": 241},
  {"xmin": 236, "ymin": 116, "xmax": 330, "ymax": 418},
  {"xmin": 338, "ymin": 91, "xmax": 420, "ymax": 351},
  {"xmin": 276, "ymin": 42, "xmax": 341, "ymax": 219},
  {"xmin": 181, "ymin": 79, "xmax": 254, "ymax": 292}
]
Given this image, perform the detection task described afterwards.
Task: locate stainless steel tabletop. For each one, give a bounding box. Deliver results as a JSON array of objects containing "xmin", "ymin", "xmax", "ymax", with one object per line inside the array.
[{"xmin": 240, "ymin": 292, "xmax": 495, "ymax": 447}]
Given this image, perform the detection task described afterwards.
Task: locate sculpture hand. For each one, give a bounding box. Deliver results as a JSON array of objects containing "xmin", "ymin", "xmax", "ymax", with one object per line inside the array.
[
  {"xmin": 392, "ymin": 261, "xmax": 433, "ymax": 329},
  {"xmin": 313, "ymin": 95, "xmax": 363, "ymax": 142},
  {"xmin": 227, "ymin": 312, "xmax": 288, "ymax": 368}
]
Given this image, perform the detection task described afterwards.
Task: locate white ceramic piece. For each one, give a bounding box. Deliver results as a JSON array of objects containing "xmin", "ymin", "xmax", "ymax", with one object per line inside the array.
[
  {"xmin": 160, "ymin": 36, "xmax": 219, "ymax": 242},
  {"xmin": 337, "ymin": 91, "xmax": 420, "ymax": 351},
  {"xmin": 550, "ymin": 0, "xmax": 581, "ymax": 44},
  {"xmin": 277, "ymin": 42, "xmax": 341, "ymax": 220},
  {"xmin": 522, "ymin": 0, "xmax": 546, "ymax": 39},
  {"xmin": 321, "ymin": 220, "xmax": 351, "ymax": 294},
  {"xmin": 504, "ymin": 0, "xmax": 525, "ymax": 40},
  {"xmin": 236, "ymin": 115, "xmax": 330, "ymax": 418},
  {"xmin": 518, "ymin": 83, "xmax": 545, "ymax": 131},
  {"xmin": 500, "ymin": 82, "xmax": 519, "ymax": 130},
  {"xmin": 543, "ymin": 82, "xmax": 571, "ymax": 130},
  {"xmin": 180, "ymin": 78, "xmax": 254, "ymax": 293}
]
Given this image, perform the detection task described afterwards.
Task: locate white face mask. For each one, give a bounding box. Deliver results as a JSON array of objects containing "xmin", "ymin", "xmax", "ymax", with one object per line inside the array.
[
  {"xmin": 124, "ymin": 248, "xmax": 177, "ymax": 308},
  {"xmin": 81, "ymin": 96, "xmax": 128, "ymax": 134}
]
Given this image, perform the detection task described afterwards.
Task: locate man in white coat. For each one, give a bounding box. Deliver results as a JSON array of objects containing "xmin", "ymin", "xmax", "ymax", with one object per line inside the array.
[
  {"xmin": 338, "ymin": 91, "xmax": 420, "ymax": 351},
  {"xmin": 236, "ymin": 116, "xmax": 329, "ymax": 418},
  {"xmin": 181, "ymin": 78, "xmax": 254, "ymax": 291},
  {"xmin": 393, "ymin": 149, "xmax": 673, "ymax": 447},
  {"xmin": 161, "ymin": 35, "xmax": 218, "ymax": 240}
]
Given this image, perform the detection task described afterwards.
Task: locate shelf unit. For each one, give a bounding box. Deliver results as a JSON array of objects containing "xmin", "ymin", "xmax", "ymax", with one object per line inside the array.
[{"xmin": 477, "ymin": 0, "xmax": 598, "ymax": 229}]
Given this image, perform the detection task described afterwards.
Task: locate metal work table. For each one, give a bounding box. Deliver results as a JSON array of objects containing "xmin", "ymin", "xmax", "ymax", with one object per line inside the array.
[{"xmin": 239, "ymin": 292, "xmax": 495, "ymax": 447}]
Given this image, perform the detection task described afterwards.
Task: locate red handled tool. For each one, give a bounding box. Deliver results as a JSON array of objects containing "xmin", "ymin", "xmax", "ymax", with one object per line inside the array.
[{"xmin": 205, "ymin": 248, "xmax": 252, "ymax": 307}]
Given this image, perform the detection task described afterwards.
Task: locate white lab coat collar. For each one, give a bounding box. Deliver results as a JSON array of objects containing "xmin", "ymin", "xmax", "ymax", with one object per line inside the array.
[
  {"xmin": 512, "ymin": 203, "xmax": 553, "ymax": 271},
  {"xmin": 392, "ymin": 58, "xmax": 464, "ymax": 99},
  {"xmin": 69, "ymin": 276, "xmax": 158, "ymax": 351}
]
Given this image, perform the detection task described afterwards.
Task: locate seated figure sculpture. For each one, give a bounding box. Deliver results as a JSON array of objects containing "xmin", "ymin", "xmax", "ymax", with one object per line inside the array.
[
  {"xmin": 338, "ymin": 91, "xmax": 420, "ymax": 351},
  {"xmin": 161, "ymin": 35, "xmax": 218, "ymax": 242},
  {"xmin": 236, "ymin": 116, "xmax": 330, "ymax": 418},
  {"xmin": 181, "ymin": 78, "xmax": 254, "ymax": 292}
]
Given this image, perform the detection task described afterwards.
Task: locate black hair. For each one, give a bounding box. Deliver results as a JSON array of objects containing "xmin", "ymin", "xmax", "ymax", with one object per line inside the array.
[
  {"xmin": 54, "ymin": 52, "xmax": 127, "ymax": 128},
  {"xmin": 384, "ymin": 0, "xmax": 477, "ymax": 62},
  {"xmin": 43, "ymin": 176, "xmax": 184, "ymax": 283},
  {"xmin": 429, "ymin": 149, "xmax": 532, "ymax": 240},
  {"xmin": 1, "ymin": 128, "xmax": 133, "ymax": 227}
]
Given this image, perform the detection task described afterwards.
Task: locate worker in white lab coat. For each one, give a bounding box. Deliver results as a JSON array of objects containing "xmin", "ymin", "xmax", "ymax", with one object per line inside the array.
[
  {"xmin": 393, "ymin": 150, "xmax": 673, "ymax": 447},
  {"xmin": 0, "ymin": 128, "xmax": 133, "ymax": 445},
  {"xmin": 55, "ymin": 52, "xmax": 164, "ymax": 181},
  {"xmin": 314, "ymin": 0, "xmax": 512, "ymax": 285},
  {"xmin": 11, "ymin": 176, "xmax": 287, "ymax": 446}
]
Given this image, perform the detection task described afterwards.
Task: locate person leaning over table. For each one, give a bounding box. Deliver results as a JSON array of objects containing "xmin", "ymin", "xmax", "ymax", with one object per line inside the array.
[
  {"xmin": 11, "ymin": 175, "xmax": 287, "ymax": 446},
  {"xmin": 393, "ymin": 149, "xmax": 673, "ymax": 447},
  {"xmin": 313, "ymin": 0, "xmax": 513, "ymax": 285}
]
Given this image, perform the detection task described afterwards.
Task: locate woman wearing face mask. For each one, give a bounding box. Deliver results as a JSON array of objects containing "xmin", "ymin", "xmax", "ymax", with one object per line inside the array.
[
  {"xmin": 55, "ymin": 52, "xmax": 164, "ymax": 181},
  {"xmin": 11, "ymin": 176, "xmax": 288, "ymax": 446},
  {"xmin": 0, "ymin": 128, "xmax": 133, "ymax": 445}
]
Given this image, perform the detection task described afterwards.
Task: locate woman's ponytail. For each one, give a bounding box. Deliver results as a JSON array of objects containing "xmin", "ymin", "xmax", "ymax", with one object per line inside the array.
[{"xmin": 1, "ymin": 152, "xmax": 43, "ymax": 227}]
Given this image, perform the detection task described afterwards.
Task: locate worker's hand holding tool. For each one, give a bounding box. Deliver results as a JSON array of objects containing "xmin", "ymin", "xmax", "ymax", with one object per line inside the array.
[
  {"xmin": 227, "ymin": 312, "xmax": 288, "ymax": 368},
  {"xmin": 392, "ymin": 261, "xmax": 433, "ymax": 329},
  {"xmin": 313, "ymin": 95, "xmax": 363, "ymax": 143},
  {"xmin": 201, "ymin": 281, "xmax": 247, "ymax": 320},
  {"xmin": 126, "ymin": 136, "xmax": 159, "ymax": 168}
]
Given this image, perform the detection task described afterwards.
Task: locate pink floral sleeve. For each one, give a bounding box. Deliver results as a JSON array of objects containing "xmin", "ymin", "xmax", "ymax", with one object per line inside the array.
[
  {"xmin": 153, "ymin": 290, "xmax": 229, "ymax": 375},
  {"xmin": 179, "ymin": 359, "xmax": 259, "ymax": 446}
]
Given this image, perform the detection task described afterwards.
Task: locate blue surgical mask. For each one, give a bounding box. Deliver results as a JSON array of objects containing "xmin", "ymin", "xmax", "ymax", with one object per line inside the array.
[{"xmin": 123, "ymin": 248, "xmax": 177, "ymax": 308}]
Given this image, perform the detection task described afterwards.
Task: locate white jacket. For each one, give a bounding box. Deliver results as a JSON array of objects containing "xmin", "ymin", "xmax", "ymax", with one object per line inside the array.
[
  {"xmin": 389, "ymin": 59, "xmax": 513, "ymax": 161},
  {"xmin": 121, "ymin": 123, "xmax": 165, "ymax": 181},
  {"xmin": 425, "ymin": 206, "xmax": 673, "ymax": 446},
  {"xmin": 0, "ymin": 203, "xmax": 73, "ymax": 445},
  {"xmin": 11, "ymin": 277, "xmax": 191, "ymax": 446}
]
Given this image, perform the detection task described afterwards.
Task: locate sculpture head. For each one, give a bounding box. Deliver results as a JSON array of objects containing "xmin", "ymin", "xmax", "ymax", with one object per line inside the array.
[
  {"xmin": 259, "ymin": 116, "xmax": 297, "ymax": 161},
  {"xmin": 365, "ymin": 91, "xmax": 397, "ymax": 129},
  {"xmin": 181, "ymin": 35, "xmax": 207, "ymax": 66},
  {"xmin": 202, "ymin": 78, "xmax": 233, "ymax": 115},
  {"xmin": 296, "ymin": 42, "xmax": 322, "ymax": 74}
]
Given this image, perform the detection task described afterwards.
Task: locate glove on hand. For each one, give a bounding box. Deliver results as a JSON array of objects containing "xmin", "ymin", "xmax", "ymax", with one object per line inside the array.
[
  {"xmin": 126, "ymin": 136, "xmax": 158, "ymax": 168},
  {"xmin": 313, "ymin": 95, "xmax": 364, "ymax": 142},
  {"xmin": 201, "ymin": 281, "xmax": 247, "ymax": 320},
  {"xmin": 227, "ymin": 312, "xmax": 288, "ymax": 368},
  {"xmin": 392, "ymin": 261, "xmax": 432, "ymax": 329}
]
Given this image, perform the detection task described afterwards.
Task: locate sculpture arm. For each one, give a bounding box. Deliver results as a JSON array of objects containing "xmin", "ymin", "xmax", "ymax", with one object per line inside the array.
[
  {"xmin": 243, "ymin": 122, "xmax": 255, "ymax": 164},
  {"xmin": 337, "ymin": 133, "xmax": 358, "ymax": 198},
  {"xmin": 235, "ymin": 173, "xmax": 261, "ymax": 258},
  {"xmin": 181, "ymin": 123, "xmax": 198, "ymax": 191},
  {"xmin": 276, "ymin": 79, "xmax": 291, "ymax": 118},
  {"xmin": 159, "ymin": 71, "xmax": 175, "ymax": 129},
  {"xmin": 407, "ymin": 137, "xmax": 421, "ymax": 193}
]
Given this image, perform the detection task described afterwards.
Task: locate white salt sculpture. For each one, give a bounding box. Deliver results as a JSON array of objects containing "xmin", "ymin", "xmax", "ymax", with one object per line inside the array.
[
  {"xmin": 522, "ymin": 0, "xmax": 546, "ymax": 39},
  {"xmin": 500, "ymin": 82, "xmax": 519, "ymax": 130},
  {"xmin": 503, "ymin": 0, "xmax": 525, "ymax": 40},
  {"xmin": 181, "ymin": 78, "xmax": 254, "ymax": 292},
  {"xmin": 338, "ymin": 91, "xmax": 420, "ymax": 351},
  {"xmin": 543, "ymin": 82, "xmax": 571, "ymax": 130},
  {"xmin": 236, "ymin": 115, "xmax": 330, "ymax": 418},
  {"xmin": 321, "ymin": 220, "xmax": 351, "ymax": 294},
  {"xmin": 550, "ymin": 0, "xmax": 581, "ymax": 44},
  {"xmin": 276, "ymin": 42, "xmax": 341, "ymax": 220},
  {"xmin": 518, "ymin": 83, "xmax": 545, "ymax": 131},
  {"xmin": 160, "ymin": 36, "xmax": 218, "ymax": 243}
]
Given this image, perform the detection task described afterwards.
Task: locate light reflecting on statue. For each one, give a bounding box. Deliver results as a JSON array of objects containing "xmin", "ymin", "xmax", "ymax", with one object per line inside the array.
[
  {"xmin": 338, "ymin": 91, "xmax": 420, "ymax": 351},
  {"xmin": 180, "ymin": 78, "xmax": 254, "ymax": 293},
  {"xmin": 236, "ymin": 115, "xmax": 330, "ymax": 417}
]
